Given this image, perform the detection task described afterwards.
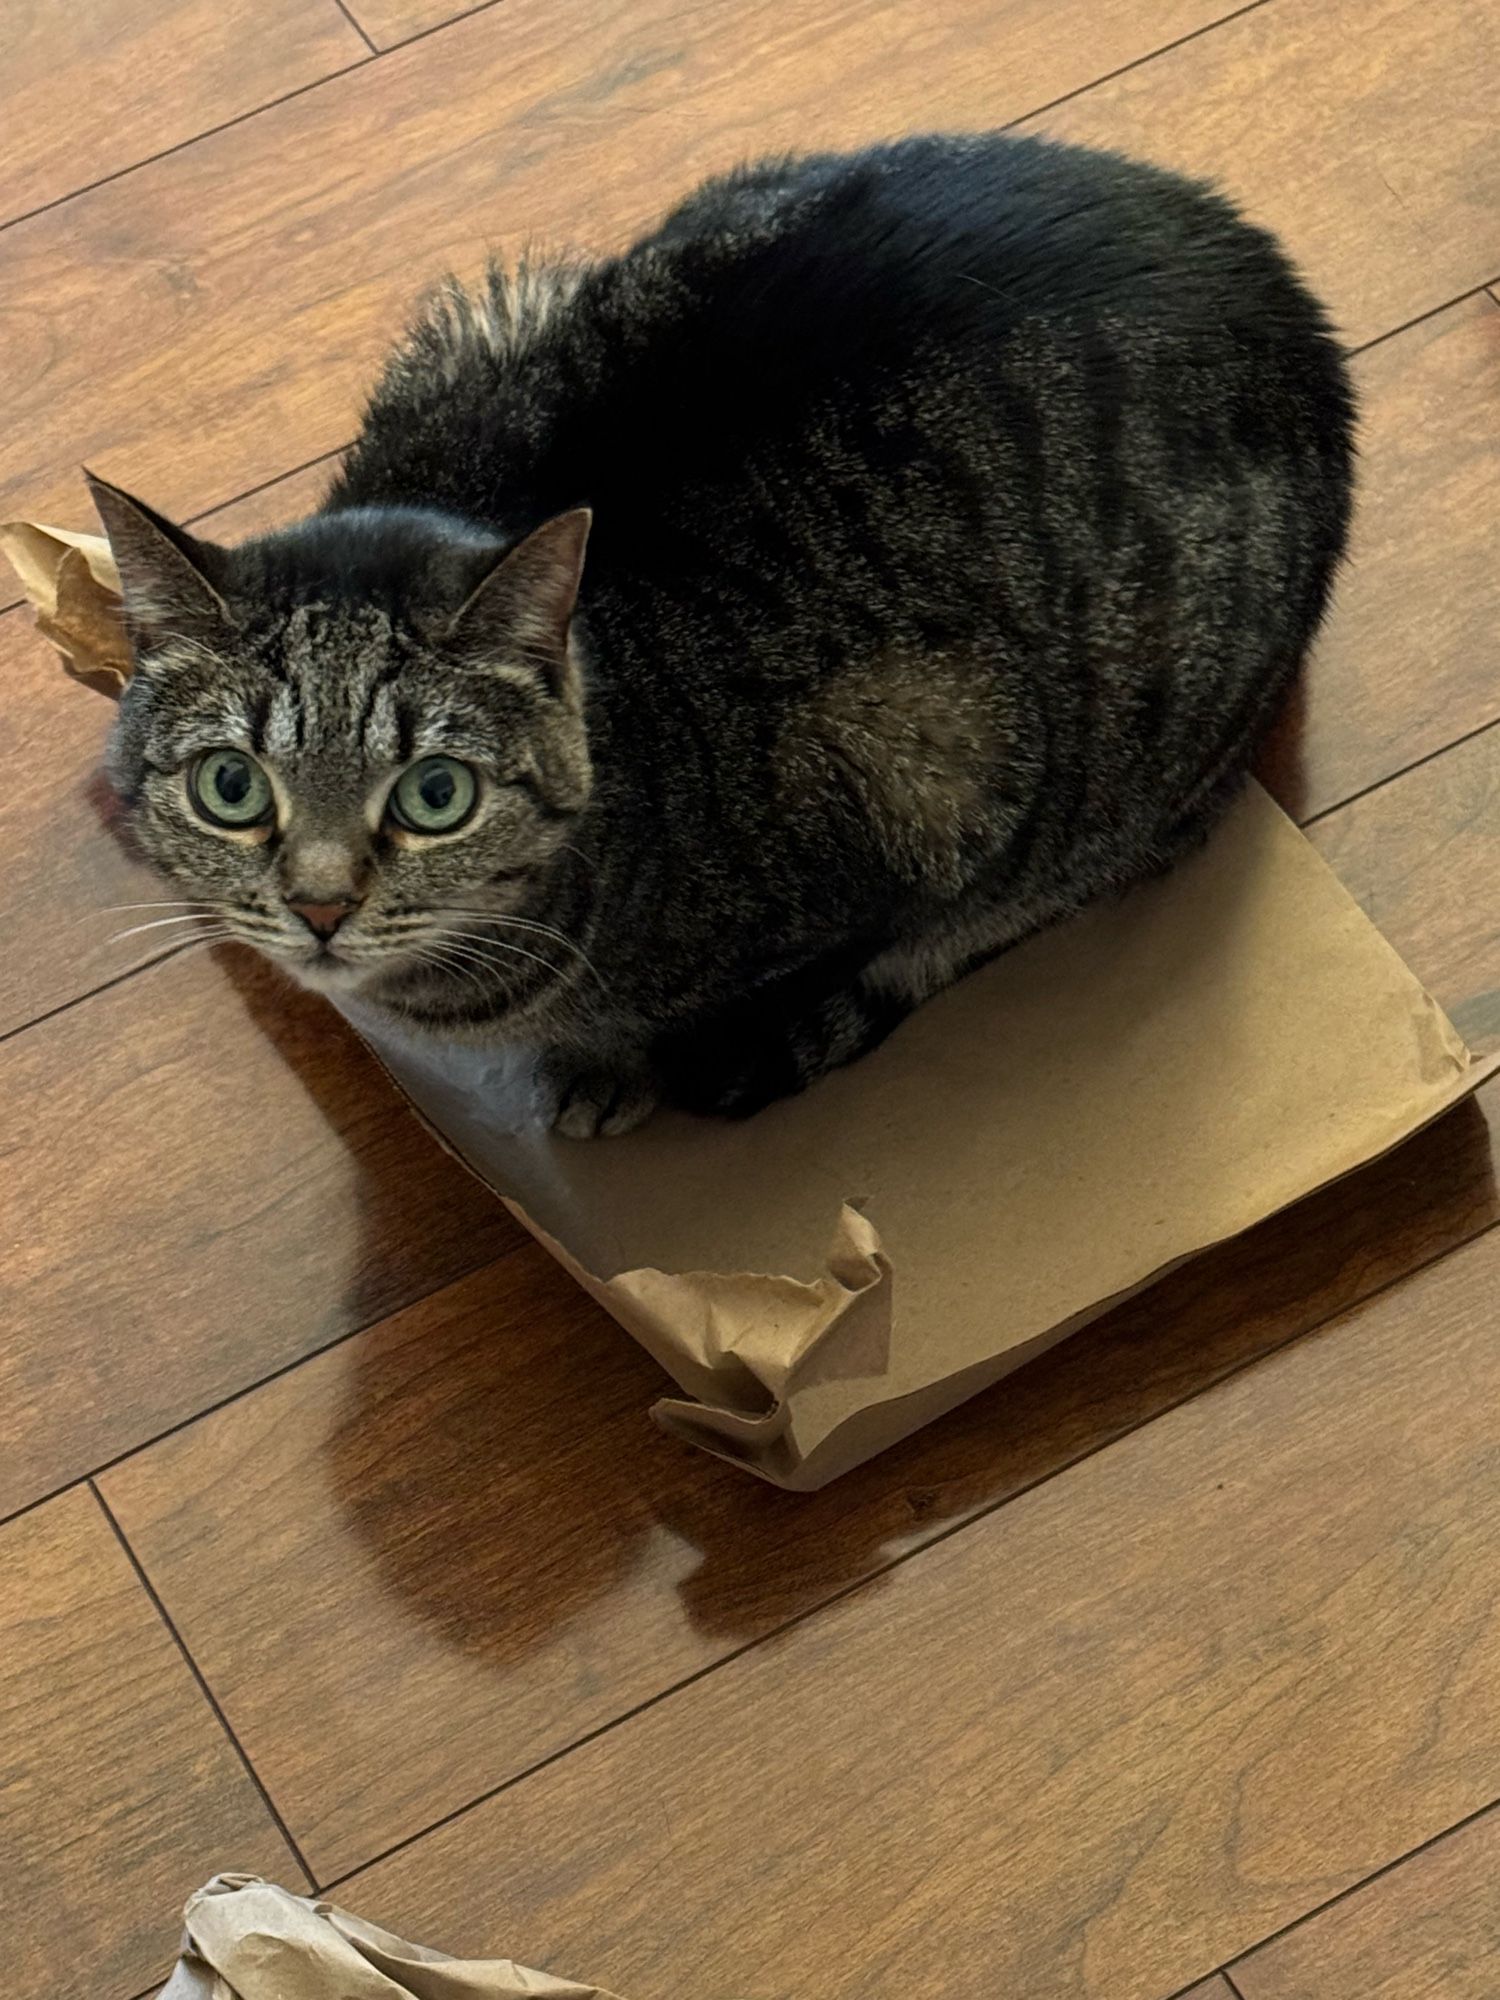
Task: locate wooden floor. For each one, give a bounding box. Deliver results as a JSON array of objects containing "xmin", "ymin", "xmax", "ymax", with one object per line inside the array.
[{"xmin": 3, "ymin": 2, "xmax": 1499, "ymax": 1995}]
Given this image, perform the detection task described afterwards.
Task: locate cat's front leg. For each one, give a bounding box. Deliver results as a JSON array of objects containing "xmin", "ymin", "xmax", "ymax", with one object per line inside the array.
[
  {"xmin": 535, "ymin": 1044, "xmax": 660, "ymax": 1139},
  {"xmin": 656, "ymin": 965, "xmax": 911, "ymax": 1120}
]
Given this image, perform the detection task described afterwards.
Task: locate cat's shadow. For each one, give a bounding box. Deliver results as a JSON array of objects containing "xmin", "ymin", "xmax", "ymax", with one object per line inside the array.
[
  {"xmin": 209, "ymin": 914, "xmax": 1498, "ymax": 1679},
  {"xmin": 1254, "ymin": 670, "xmax": 1309, "ymax": 818}
]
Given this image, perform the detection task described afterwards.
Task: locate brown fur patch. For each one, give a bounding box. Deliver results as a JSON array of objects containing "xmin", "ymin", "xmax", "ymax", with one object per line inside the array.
[{"xmin": 781, "ymin": 651, "xmax": 1009, "ymax": 893}]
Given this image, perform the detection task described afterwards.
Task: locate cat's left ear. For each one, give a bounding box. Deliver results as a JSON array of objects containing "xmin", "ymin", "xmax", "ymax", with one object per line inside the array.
[
  {"xmin": 448, "ymin": 507, "xmax": 591, "ymax": 705},
  {"xmin": 85, "ymin": 471, "xmax": 232, "ymax": 650}
]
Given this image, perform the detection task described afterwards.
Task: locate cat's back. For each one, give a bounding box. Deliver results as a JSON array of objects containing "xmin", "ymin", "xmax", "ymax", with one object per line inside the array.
[{"xmin": 337, "ymin": 134, "xmax": 1352, "ymax": 580}]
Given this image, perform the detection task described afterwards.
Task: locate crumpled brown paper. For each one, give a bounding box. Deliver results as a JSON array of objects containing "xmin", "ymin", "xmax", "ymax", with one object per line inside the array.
[
  {"xmin": 0, "ymin": 522, "xmax": 129, "ymax": 694},
  {"xmin": 10, "ymin": 515, "xmax": 1499, "ymax": 1489},
  {"xmin": 157, "ymin": 1875, "xmax": 624, "ymax": 1999}
]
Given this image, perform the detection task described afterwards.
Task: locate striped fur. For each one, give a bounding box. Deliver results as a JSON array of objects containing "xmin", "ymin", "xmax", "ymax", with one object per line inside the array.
[{"xmin": 101, "ymin": 134, "xmax": 1354, "ymax": 1133}]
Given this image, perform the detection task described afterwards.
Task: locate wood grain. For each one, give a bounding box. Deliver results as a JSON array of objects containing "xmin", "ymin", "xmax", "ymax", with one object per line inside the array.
[
  {"xmin": 1308, "ymin": 722, "xmax": 1500, "ymax": 1056},
  {"xmin": 194, "ymin": 456, "xmax": 340, "ymax": 543},
  {"xmin": 1030, "ymin": 0, "xmax": 1500, "ymax": 348},
  {"xmin": 0, "ymin": 1486, "xmax": 301, "ymax": 2000},
  {"xmin": 343, "ymin": 0, "xmax": 482, "ymax": 52},
  {"xmin": 1234, "ymin": 1809, "xmax": 1500, "ymax": 1999},
  {"xmin": 0, "ymin": 457, "xmax": 342, "ymax": 1034},
  {"xmin": 1, "ymin": 0, "xmax": 364, "ymax": 226},
  {"xmin": 341, "ymin": 1222, "xmax": 1500, "ymax": 2000},
  {"xmin": 1261, "ymin": 293, "xmax": 1500, "ymax": 822},
  {"xmin": 101, "ymin": 1078, "xmax": 1500, "ymax": 1879},
  {"xmin": 0, "ymin": 610, "xmax": 161, "ymax": 1035},
  {"xmin": 0, "ymin": 947, "xmax": 517, "ymax": 1520},
  {"xmin": 0, "ymin": 0, "xmax": 1300, "ymax": 528},
  {"xmin": 1178, "ymin": 1984, "xmax": 1238, "ymax": 2000}
]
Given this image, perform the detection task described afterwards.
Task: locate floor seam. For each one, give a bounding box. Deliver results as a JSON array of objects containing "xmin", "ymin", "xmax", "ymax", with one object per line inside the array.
[
  {"xmin": 0, "ymin": 54, "xmax": 378, "ymax": 239},
  {"xmin": 1347, "ymin": 273, "xmax": 1500, "ymax": 357},
  {"xmin": 330, "ymin": 0, "xmax": 379, "ymax": 55},
  {"xmin": 1004, "ymin": 0, "xmax": 1280, "ymax": 133},
  {"xmin": 89, "ymin": 1479, "xmax": 317, "ymax": 1889},
  {"xmin": 1222, "ymin": 1795, "xmax": 1500, "ymax": 1979},
  {"xmin": 1300, "ymin": 709, "xmax": 1500, "ymax": 829},
  {"xmin": 0, "ymin": 1232, "xmax": 529, "ymax": 1537}
]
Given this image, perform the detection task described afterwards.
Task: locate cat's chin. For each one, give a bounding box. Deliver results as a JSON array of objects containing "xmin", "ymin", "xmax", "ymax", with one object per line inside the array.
[{"xmin": 284, "ymin": 953, "xmax": 383, "ymax": 998}]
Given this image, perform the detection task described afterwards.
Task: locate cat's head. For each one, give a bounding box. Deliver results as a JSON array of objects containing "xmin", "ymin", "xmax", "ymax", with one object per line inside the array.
[{"xmin": 91, "ymin": 474, "xmax": 593, "ymax": 1003}]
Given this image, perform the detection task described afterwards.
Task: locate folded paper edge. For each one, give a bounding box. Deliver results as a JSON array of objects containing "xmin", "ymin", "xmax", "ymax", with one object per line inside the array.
[
  {"xmin": 514, "ymin": 1200, "xmax": 894, "ymax": 1486},
  {"xmin": 340, "ymin": 1002, "xmax": 1500, "ymax": 1492},
  {"xmin": 719, "ymin": 1042, "xmax": 1500, "ymax": 1488}
]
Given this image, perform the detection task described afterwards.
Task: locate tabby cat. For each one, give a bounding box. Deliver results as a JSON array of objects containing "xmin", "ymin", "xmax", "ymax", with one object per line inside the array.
[{"xmin": 96, "ymin": 133, "xmax": 1354, "ymax": 1135}]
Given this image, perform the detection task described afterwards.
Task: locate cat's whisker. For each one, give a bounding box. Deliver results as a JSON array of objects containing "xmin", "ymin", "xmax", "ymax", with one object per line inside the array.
[
  {"xmin": 105, "ymin": 913, "xmax": 227, "ymax": 947},
  {"xmin": 105, "ymin": 930, "xmax": 238, "ymax": 982},
  {"xmin": 420, "ymin": 938, "xmax": 513, "ymax": 983},
  {"xmin": 432, "ymin": 918, "xmax": 606, "ymax": 988},
  {"xmin": 434, "ymin": 929, "xmax": 570, "ymax": 981},
  {"xmin": 401, "ymin": 943, "xmax": 493, "ymax": 996},
  {"xmin": 83, "ymin": 899, "xmax": 213, "ymax": 924},
  {"xmin": 435, "ymin": 906, "xmax": 600, "ymax": 977}
]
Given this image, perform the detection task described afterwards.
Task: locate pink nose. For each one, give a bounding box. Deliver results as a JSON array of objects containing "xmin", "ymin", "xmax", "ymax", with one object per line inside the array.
[{"xmin": 286, "ymin": 897, "xmax": 361, "ymax": 940}]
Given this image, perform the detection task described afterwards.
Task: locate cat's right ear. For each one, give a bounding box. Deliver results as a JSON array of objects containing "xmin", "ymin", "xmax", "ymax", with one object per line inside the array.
[{"xmin": 85, "ymin": 471, "xmax": 232, "ymax": 650}]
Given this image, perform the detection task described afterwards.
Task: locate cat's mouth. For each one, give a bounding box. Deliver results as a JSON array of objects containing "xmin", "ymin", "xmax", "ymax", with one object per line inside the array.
[{"xmin": 284, "ymin": 944, "xmax": 372, "ymax": 993}]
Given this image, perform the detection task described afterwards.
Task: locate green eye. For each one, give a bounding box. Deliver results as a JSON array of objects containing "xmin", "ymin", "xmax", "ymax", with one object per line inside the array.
[
  {"xmin": 390, "ymin": 756, "xmax": 479, "ymax": 834},
  {"xmin": 190, "ymin": 748, "xmax": 274, "ymax": 828}
]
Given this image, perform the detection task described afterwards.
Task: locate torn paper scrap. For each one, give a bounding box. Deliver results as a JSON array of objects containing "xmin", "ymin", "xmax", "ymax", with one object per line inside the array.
[
  {"xmin": 0, "ymin": 522, "xmax": 128, "ymax": 695},
  {"xmin": 157, "ymin": 1874, "xmax": 627, "ymax": 2000}
]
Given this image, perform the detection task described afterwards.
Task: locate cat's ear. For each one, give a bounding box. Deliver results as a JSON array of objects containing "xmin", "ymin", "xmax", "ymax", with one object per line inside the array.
[
  {"xmin": 85, "ymin": 471, "xmax": 232, "ymax": 649},
  {"xmin": 448, "ymin": 508, "xmax": 591, "ymax": 702}
]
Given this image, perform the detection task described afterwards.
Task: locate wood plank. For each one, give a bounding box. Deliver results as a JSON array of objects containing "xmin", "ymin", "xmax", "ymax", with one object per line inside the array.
[
  {"xmin": 0, "ymin": 610, "xmax": 160, "ymax": 1036},
  {"xmin": 1178, "ymin": 1984, "xmax": 1238, "ymax": 2000},
  {"xmin": 0, "ymin": 1486, "xmax": 301, "ymax": 2000},
  {"xmin": 342, "ymin": 1220, "xmax": 1500, "ymax": 2000},
  {"xmin": 0, "ymin": 948, "xmax": 517, "ymax": 1520},
  {"xmin": 1308, "ymin": 722, "xmax": 1500, "ymax": 1056},
  {"xmin": 1, "ymin": 0, "xmax": 364, "ymax": 226},
  {"xmin": 344, "ymin": 0, "xmax": 482, "ymax": 52},
  {"xmin": 1260, "ymin": 293, "xmax": 1500, "ymax": 822},
  {"xmin": 0, "ymin": 458, "xmax": 342, "ymax": 1035},
  {"xmin": 1029, "ymin": 0, "xmax": 1500, "ymax": 348},
  {"xmin": 101, "ymin": 1075, "xmax": 1500, "ymax": 1880},
  {"xmin": 1234, "ymin": 1809, "xmax": 1500, "ymax": 2000},
  {"xmin": 0, "ymin": 0, "xmax": 1296, "ymax": 529}
]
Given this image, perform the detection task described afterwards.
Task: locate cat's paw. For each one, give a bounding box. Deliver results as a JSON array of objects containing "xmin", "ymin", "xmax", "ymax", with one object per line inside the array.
[{"xmin": 539, "ymin": 1054, "xmax": 658, "ymax": 1139}]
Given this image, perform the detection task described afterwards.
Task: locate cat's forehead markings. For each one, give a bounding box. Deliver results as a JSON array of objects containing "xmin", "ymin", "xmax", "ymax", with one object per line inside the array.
[
  {"xmin": 263, "ymin": 681, "xmax": 303, "ymax": 761},
  {"xmin": 359, "ymin": 679, "xmax": 403, "ymax": 766}
]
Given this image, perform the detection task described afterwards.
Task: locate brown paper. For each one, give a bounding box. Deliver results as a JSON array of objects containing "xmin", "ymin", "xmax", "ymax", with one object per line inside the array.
[
  {"xmin": 157, "ymin": 1875, "xmax": 624, "ymax": 1998},
  {"xmin": 10, "ymin": 519, "xmax": 1496, "ymax": 1489},
  {"xmin": 351, "ymin": 787, "xmax": 1499, "ymax": 1487},
  {"xmin": 0, "ymin": 522, "xmax": 129, "ymax": 695}
]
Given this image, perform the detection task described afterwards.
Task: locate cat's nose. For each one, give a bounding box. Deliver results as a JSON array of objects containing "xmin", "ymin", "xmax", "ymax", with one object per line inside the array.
[{"xmin": 285, "ymin": 895, "xmax": 363, "ymax": 941}]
